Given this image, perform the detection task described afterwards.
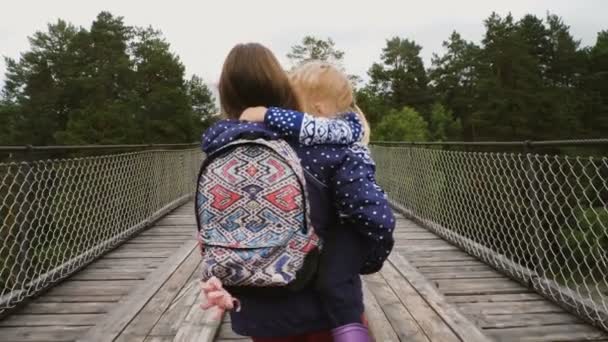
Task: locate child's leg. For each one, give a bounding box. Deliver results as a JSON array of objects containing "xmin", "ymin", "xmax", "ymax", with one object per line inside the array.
[{"xmin": 315, "ymin": 224, "xmax": 367, "ymax": 328}]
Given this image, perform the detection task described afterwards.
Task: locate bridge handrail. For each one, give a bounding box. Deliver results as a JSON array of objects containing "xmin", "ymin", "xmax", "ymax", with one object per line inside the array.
[
  {"xmin": 0, "ymin": 143, "xmax": 200, "ymax": 153},
  {"xmin": 372, "ymin": 138, "xmax": 608, "ymax": 147},
  {"xmin": 0, "ymin": 146, "xmax": 203, "ymax": 316},
  {"xmin": 370, "ymin": 143, "xmax": 608, "ymax": 332}
]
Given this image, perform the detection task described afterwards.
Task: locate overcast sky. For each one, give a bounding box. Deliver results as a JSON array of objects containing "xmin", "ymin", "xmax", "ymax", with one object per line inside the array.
[{"xmin": 1, "ymin": 0, "xmax": 606, "ymax": 87}]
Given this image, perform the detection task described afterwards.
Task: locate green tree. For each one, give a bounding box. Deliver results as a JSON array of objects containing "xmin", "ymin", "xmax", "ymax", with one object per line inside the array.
[
  {"xmin": 3, "ymin": 19, "xmax": 80, "ymax": 145},
  {"xmin": 187, "ymin": 75, "xmax": 218, "ymax": 131},
  {"xmin": 287, "ymin": 36, "xmax": 345, "ymax": 67},
  {"xmin": 545, "ymin": 15, "xmax": 583, "ymax": 87},
  {"xmin": 55, "ymin": 103, "xmax": 139, "ymax": 144},
  {"xmin": 517, "ymin": 14, "xmax": 551, "ymax": 75},
  {"xmin": 368, "ymin": 37, "xmax": 431, "ymax": 116},
  {"xmin": 355, "ymin": 86, "xmax": 389, "ymax": 128},
  {"xmin": 374, "ymin": 106, "xmax": 429, "ymax": 141},
  {"xmin": 78, "ymin": 11, "xmax": 134, "ymax": 109},
  {"xmin": 428, "ymin": 103, "xmax": 462, "ymax": 141},
  {"xmin": 472, "ymin": 13, "xmax": 544, "ymax": 140},
  {"xmin": 129, "ymin": 27, "xmax": 194, "ymax": 143},
  {"xmin": 0, "ymin": 101, "xmax": 16, "ymax": 145},
  {"xmin": 430, "ymin": 32, "xmax": 480, "ymax": 140},
  {"xmin": 542, "ymin": 15, "xmax": 586, "ymax": 137},
  {"xmin": 55, "ymin": 12, "xmax": 137, "ymax": 144},
  {"xmin": 581, "ymin": 31, "xmax": 608, "ymax": 137},
  {"xmin": 469, "ymin": 13, "xmax": 590, "ymax": 140}
]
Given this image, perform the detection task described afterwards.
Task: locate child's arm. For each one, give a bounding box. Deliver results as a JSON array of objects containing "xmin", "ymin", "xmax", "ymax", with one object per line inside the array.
[
  {"xmin": 333, "ymin": 149, "xmax": 396, "ymax": 274},
  {"xmin": 241, "ymin": 107, "xmax": 364, "ymax": 145}
]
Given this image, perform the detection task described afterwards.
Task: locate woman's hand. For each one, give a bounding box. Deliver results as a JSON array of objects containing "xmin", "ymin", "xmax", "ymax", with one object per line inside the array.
[
  {"xmin": 240, "ymin": 107, "xmax": 267, "ymax": 122},
  {"xmin": 200, "ymin": 277, "xmax": 240, "ymax": 320}
]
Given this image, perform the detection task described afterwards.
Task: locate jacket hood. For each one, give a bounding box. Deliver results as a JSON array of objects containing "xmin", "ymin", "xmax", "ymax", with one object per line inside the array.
[{"xmin": 201, "ymin": 120, "xmax": 281, "ymax": 154}]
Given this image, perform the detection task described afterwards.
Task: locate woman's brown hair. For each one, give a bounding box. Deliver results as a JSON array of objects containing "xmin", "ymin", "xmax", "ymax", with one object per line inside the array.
[{"xmin": 219, "ymin": 43, "xmax": 300, "ymax": 119}]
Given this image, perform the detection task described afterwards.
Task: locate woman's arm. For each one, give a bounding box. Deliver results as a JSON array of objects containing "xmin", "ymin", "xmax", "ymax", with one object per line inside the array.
[
  {"xmin": 241, "ymin": 107, "xmax": 364, "ymax": 145},
  {"xmin": 332, "ymin": 149, "xmax": 396, "ymax": 273}
]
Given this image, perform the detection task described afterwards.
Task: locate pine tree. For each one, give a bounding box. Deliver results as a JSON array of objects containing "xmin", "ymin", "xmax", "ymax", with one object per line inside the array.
[
  {"xmin": 130, "ymin": 27, "xmax": 193, "ymax": 143},
  {"xmin": 287, "ymin": 36, "xmax": 345, "ymax": 67},
  {"xmin": 368, "ymin": 38, "xmax": 432, "ymax": 116},
  {"xmin": 582, "ymin": 31, "xmax": 608, "ymax": 137},
  {"xmin": 3, "ymin": 20, "xmax": 80, "ymax": 145},
  {"xmin": 430, "ymin": 32, "xmax": 480, "ymax": 140},
  {"xmin": 55, "ymin": 12, "xmax": 137, "ymax": 144},
  {"xmin": 187, "ymin": 75, "xmax": 218, "ymax": 131},
  {"xmin": 472, "ymin": 13, "xmax": 543, "ymax": 140}
]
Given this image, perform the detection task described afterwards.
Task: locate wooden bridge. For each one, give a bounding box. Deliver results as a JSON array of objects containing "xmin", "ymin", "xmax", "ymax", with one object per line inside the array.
[
  {"xmin": 1, "ymin": 142, "xmax": 607, "ymax": 341},
  {"xmin": 0, "ymin": 201, "xmax": 606, "ymax": 342}
]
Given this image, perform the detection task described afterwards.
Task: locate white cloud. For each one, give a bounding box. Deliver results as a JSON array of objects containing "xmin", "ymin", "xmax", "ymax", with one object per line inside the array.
[{"xmin": 1, "ymin": 0, "xmax": 606, "ymax": 87}]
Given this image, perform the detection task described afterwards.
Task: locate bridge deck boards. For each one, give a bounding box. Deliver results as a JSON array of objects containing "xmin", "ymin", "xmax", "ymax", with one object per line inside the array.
[
  {"xmin": 394, "ymin": 217, "xmax": 608, "ymax": 342},
  {"xmin": 0, "ymin": 203, "xmax": 606, "ymax": 342}
]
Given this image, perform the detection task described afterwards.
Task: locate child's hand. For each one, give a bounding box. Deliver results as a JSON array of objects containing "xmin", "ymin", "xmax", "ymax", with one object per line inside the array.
[{"xmin": 240, "ymin": 107, "xmax": 267, "ymax": 122}]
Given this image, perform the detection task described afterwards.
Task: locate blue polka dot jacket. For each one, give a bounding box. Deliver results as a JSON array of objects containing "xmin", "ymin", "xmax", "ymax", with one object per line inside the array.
[{"xmin": 201, "ymin": 108, "xmax": 395, "ymax": 337}]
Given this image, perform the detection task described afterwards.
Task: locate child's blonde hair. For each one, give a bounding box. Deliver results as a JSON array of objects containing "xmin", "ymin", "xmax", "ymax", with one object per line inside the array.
[{"xmin": 290, "ymin": 61, "xmax": 370, "ymax": 144}]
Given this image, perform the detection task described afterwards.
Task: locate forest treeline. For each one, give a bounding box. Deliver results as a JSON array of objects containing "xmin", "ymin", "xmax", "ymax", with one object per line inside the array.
[{"xmin": 1, "ymin": 11, "xmax": 607, "ymax": 145}]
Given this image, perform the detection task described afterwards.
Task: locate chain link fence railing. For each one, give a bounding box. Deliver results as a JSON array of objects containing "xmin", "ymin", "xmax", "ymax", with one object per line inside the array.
[
  {"xmin": 371, "ymin": 143, "xmax": 608, "ymax": 332},
  {"xmin": 0, "ymin": 146, "xmax": 202, "ymax": 315}
]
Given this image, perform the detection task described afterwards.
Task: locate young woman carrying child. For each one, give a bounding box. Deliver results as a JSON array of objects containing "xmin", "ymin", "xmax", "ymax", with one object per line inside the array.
[{"xmin": 200, "ymin": 44, "xmax": 394, "ymax": 342}]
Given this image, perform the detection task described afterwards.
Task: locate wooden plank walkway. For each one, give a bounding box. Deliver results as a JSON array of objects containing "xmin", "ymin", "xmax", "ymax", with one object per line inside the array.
[
  {"xmin": 389, "ymin": 216, "xmax": 608, "ymax": 342},
  {"xmin": 0, "ymin": 202, "xmax": 606, "ymax": 341}
]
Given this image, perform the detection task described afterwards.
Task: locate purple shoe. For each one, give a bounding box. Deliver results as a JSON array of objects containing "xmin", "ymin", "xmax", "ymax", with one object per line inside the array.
[{"xmin": 331, "ymin": 323, "xmax": 371, "ymax": 342}]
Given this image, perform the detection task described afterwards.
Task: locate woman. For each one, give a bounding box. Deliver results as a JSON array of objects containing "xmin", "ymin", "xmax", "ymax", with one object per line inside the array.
[{"xmin": 200, "ymin": 43, "xmax": 394, "ymax": 342}]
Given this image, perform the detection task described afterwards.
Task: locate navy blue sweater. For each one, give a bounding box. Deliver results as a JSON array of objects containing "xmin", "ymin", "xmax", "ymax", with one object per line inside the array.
[{"xmin": 201, "ymin": 120, "xmax": 395, "ymax": 337}]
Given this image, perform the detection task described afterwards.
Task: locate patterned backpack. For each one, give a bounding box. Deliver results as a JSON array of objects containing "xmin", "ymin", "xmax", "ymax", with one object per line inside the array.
[{"xmin": 195, "ymin": 138, "xmax": 320, "ymax": 291}]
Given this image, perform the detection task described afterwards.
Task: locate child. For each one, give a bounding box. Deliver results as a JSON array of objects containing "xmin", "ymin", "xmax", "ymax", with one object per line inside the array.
[{"xmin": 238, "ymin": 62, "xmax": 391, "ymax": 338}]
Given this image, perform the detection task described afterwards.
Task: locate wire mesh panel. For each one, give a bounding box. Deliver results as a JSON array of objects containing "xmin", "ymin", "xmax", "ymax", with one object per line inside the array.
[
  {"xmin": 0, "ymin": 148, "xmax": 202, "ymax": 315},
  {"xmin": 371, "ymin": 145, "xmax": 608, "ymax": 331}
]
